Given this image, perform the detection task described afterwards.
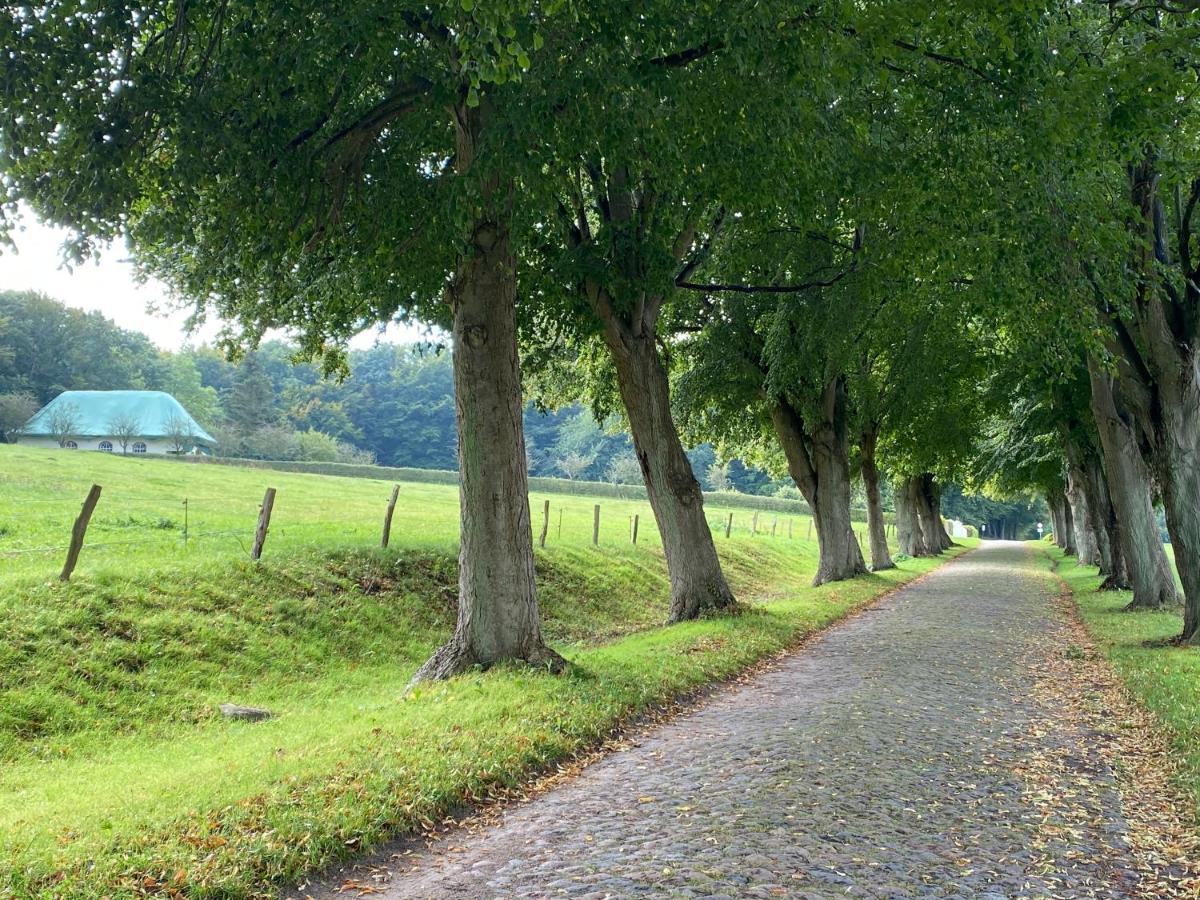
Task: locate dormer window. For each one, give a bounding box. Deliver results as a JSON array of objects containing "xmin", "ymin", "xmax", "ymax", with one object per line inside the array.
[
  {"xmin": 132, "ymin": 442, "xmax": 147, "ymax": 454},
  {"xmin": 98, "ymin": 440, "xmax": 113, "ymax": 452}
]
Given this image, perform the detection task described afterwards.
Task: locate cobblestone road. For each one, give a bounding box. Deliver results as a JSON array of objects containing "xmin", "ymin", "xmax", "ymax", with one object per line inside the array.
[{"xmin": 308, "ymin": 542, "xmax": 1148, "ymax": 899}]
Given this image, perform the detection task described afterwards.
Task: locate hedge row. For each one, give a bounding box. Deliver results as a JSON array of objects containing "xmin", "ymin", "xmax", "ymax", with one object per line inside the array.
[{"xmin": 180, "ymin": 455, "xmax": 895, "ymax": 524}]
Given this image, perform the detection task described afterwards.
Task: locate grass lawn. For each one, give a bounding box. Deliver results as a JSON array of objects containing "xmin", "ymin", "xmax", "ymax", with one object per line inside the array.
[
  {"xmin": 0, "ymin": 444, "xmax": 827, "ymax": 584},
  {"xmin": 0, "ymin": 444, "xmax": 973, "ymax": 897},
  {"xmin": 1041, "ymin": 543, "xmax": 1200, "ymax": 832}
]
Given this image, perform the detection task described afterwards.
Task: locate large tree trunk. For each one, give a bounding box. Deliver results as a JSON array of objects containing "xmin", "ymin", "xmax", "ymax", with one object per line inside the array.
[
  {"xmin": 1083, "ymin": 451, "xmax": 1130, "ymax": 589},
  {"xmin": 915, "ymin": 474, "xmax": 954, "ymax": 552},
  {"xmin": 1088, "ymin": 358, "xmax": 1178, "ymax": 610},
  {"xmin": 769, "ymin": 379, "xmax": 867, "ymax": 586},
  {"xmin": 1109, "ymin": 158, "xmax": 1195, "ymax": 636},
  {"xmin": 411, "ymin": 105, "xmax": 563, "ymax": 683},
  {"xmin": 1149, "ymin": 376, "xmax": 1200, "ymax": 643},
  {"xmin": 602, "ymin": 324, "xmax": 735, "ymax": 622},
  {"xmin": 859, "ymin": 425, "xmax": 895, "ymax": 571},
  {"xmin": 1060, "ymin": 488, "xmax": 1078, "ymax": 556},
  {"xmin": 1066, "ymin": 466, "xmax": 1100, "ymax": 566},
  {"xmin": 896, "ymin": 475, "xmax": 932, "ymax": 556},
  {"xmin": 1066, "ymin": 431, "xmax": 1130, "ymax": 587},
  {"xmin": 1046, "ymin": 492, "xmax": 1066, "ymax": 549}
]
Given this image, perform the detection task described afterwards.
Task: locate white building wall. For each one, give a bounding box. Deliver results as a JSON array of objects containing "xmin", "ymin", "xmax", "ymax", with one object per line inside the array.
[{"xmin": 17, "ymin": 436, "xmax": 201, "ymax": 456}]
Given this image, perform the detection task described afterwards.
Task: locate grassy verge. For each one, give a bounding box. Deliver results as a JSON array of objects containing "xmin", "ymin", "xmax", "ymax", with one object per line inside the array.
[
  {"xmin": 1039, "ymin": 543, "xmax": 1200, "ymax": 831},
  {"xmin": 0, "ymin": 539, "xmax": 973, "ymax": 897}
]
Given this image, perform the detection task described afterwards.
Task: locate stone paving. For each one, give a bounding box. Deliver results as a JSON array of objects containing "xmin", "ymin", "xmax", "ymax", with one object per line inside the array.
[{"xmin": 305, "ymin": 542, "xmax": 1147, "ymax": 899}]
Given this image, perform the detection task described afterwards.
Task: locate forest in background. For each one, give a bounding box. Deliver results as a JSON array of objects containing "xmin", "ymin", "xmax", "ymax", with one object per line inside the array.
[{"xmin": 0, "ymin": 289, "xmax": 1041, "ymax": 531}]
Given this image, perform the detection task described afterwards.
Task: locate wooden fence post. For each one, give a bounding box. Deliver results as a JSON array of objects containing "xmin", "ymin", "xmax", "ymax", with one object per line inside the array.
[
  {"xmin": 252, "ymin": 487, "xmax": 276, "ymax": 561},
  {"xmin": 592, "ymin": 504, "xmax": 600, "ymax": 545},
  {"xmin": 381, "ymin": 485, "xmax": 400, "ymax": 548},
  {"xmin": 631, "ymin": 514, "xmax": 639, "ymax": 545},
  {"xmin": 539, "ymin": 499, "xmax": 550, "ymax": 548},
  {"xmin": 752, "ymin": 511, "xmax": 759, "ymax": 535},
  {"xmin": 558, "ymin": 507, "xmax": 563, "ymax": 539},
  {"xmin": 60, "ymin": 484, "xmax": 101, "ymax": 582},
  {"xmin": 771, "ymin": 517, "xmax": 778, "ymax": 537},
  {"xmin": 788, "ymin": 519, "xmax": 793, "ymax": 539},
  {"xmin": 725, "ymin": 512, "xmax": 733, "ymax": 538},
  {"xmin": 182, "ymin": 497, "xmax": 189, "ymax": 548},
  {"xmin": 807, "ymin": 520, "xmax": 813, "ymax": 540}
]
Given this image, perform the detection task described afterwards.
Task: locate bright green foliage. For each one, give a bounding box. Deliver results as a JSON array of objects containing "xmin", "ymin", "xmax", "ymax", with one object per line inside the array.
[{"xmin": 0, "ymin": 1, "xmax": 571, "ymax": 364}]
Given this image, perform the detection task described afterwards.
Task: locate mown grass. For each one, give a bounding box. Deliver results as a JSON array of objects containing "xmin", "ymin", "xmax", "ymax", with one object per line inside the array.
[
  {"xmin": 0, "ymin": 444, "xmax": 825, "ymax": 583},
  {"xmin": 1041, "ymin": 543, "xmax": 1200, "ymax": 830},
  {"xmin": 0, "ymin": 444, "xmax": 972, "ymax": 897}
]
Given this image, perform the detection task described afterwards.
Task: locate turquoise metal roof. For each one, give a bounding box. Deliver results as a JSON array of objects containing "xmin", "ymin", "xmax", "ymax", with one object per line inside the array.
[{"xmin": 21, "ymin": 391, "xmax": 217, "ymax": 445}]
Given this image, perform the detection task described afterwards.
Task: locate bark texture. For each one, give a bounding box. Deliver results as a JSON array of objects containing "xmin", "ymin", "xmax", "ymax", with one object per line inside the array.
[
  {"xmin": 602, "ymin": 322, "xmax": 735, "ymax": 622},
  {"xmin": 1066, "ymin": 467, "xmax": 1100, "ymax": 566},
  {"xmin": 1046, "ymin": 492, "xmax": 1066, "ymax": 549},
  {"xmin": 412, "ymin": 104, "xmax": 563, "ymax": 683},
  {"xmin": 859, "ymin": 425, "xmax": 895, "ymax": 571},
  {"xmin": 1100, "ymin": 158, "xmax": 1198, "ymax": 638},
  {"xmin": 1153, "ymin": 392, "xmax": 1200, "ymax": 640},
  {"xmin": 915, "ymin": 474, "xmax": 954, "ymax": 553},
  {"xmin": 896, "ymin": 476, "xmax": 926, "ymax": 556},
  {"xmin": 770, "ymin": 378, "xmax": 867, "ymax": 586},
  {"xmin": 1088, "ymin": 358, "xmax": 1179, "ymax": 611},
  {"xmin": 571, "ymin": 169, "xmax": 735, "ymax": 624},
  {"xmin": 1083, "ymin": 452, "xmax": 1130, "ymax": 589},
  {"xmin": 1063, "ymin": 433, "xmax": 1130, "ymax": 588}
]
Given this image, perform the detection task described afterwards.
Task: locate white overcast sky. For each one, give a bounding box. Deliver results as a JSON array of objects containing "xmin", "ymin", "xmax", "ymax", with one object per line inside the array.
[{"xmin": 0, "ymin": 210, "xmax": 425, "ymax": 350}]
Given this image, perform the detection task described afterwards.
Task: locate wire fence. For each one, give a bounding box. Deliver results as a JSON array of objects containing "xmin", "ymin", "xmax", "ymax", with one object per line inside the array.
[{"xmin": 1, "ymin": 480, "xmax": 889, "ymax": 582}]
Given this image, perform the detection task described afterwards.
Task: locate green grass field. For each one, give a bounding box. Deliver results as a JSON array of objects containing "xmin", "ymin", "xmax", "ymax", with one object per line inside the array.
[
  {"xmin": 0, "ymin": 444, "xmax": 971, "ymax": 898},
  {"xmin": 0, "ymin": 444, "xmax": 825, "ymax": 584},
  {"xmin": 1045, "ymin": 545, "xmax": 1200, "ymax": 830}
]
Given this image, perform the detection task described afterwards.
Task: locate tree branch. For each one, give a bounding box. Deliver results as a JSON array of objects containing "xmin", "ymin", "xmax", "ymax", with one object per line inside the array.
[{"xmin": 676, "ymin": 260, "xmax": 859, "ymax": 294}]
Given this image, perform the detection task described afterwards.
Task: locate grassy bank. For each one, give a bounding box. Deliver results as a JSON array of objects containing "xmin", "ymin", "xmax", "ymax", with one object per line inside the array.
[
  {"xmin": 1043, "ymin": 544, "xmax": 1200, "ymax": 830},
  {"xmin": 0, "ymin": 546, "xmax": 974, "ymax": 898},
  {"xmin": 1, "ymin": 444, "xmax": 975, "ymax": 897},
  {"xmin": 3, "ymin": 542, "xmax": 978, "ymax": 891}
]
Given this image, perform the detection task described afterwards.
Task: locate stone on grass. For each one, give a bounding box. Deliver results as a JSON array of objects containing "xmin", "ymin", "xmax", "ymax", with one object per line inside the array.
[{"xmin": 219, "ymin": 703, "xmax": 273, "ymax": 722}]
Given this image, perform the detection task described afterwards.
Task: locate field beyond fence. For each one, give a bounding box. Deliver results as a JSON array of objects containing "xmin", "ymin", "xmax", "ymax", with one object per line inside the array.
[{"xmin": 1, "ymin": 445, "xmax": 895, "ymax": 585}]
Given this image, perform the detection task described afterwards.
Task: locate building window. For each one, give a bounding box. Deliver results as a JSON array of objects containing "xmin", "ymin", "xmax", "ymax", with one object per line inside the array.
[
  {"xmin": 132, "ymin": 442, "xmax": 147, "ymax": 454},
  {"xmin": 98, "ymin": 441, "xmax": 113, "ymax": 452},
  {"xmin": 64, "ymin": 440, "xmax": 77, "ymax": 450}
]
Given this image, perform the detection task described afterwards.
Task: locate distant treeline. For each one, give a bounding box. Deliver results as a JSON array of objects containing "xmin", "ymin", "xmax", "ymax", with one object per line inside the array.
[{"xmin": 0, "ymin": 290, "xmax": 788, "ymax": 493}]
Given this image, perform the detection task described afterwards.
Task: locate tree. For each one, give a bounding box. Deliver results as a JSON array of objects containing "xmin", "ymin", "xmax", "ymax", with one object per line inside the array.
[
  {"xmin": 0, "ymin": 290, "xmax": 160, "ymax": 401},
  {"xmin": 606, "ymin": 455, "xmax": 642, "ymax": 486},
  {"xmin": 555, "ymin": 451, "xmax": 595, "ymax": 481},
  {"xmin": 46, "ymin": 402, "xmax": 80, "ymax": 448},
  {"xmin": 107, "ymin": 411, "xmax": 142, "ymax": 455},
  {"xmin": 705, "ymin": 462, "xmax": 733, "ymax": 493},
  {"xmin": 0, "ymin": 391, "xmax": 38, "ymax": 443},
  {"xmin": 152, "ymin": 353, "xmax": 222, "ymax": 431},
  {"xmin": 224, "ymin": 353, "xmax": 278, "ymax": 434},
  {"xmin": 4, "ymin": 1, "xmax": 704, "ymax": 678},
  {"xmin": 163, "ymin": 414, "xmax": 196, "ymax": 454},
  {"xmin": 522, "ymin": 5, "xmax": 844, "ymax": 618}
]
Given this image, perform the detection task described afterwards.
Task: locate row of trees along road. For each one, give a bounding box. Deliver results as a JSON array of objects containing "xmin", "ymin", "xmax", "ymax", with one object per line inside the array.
[{"xmin": 5, "ymin": 2, "xmax": 1200, "ymax": 679}]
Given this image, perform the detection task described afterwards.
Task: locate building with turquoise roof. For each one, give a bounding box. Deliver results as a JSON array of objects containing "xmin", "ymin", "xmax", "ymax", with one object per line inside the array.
[{"xmin": 18, "ymin": 390, "xmax": 217, "ymax": 455}]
